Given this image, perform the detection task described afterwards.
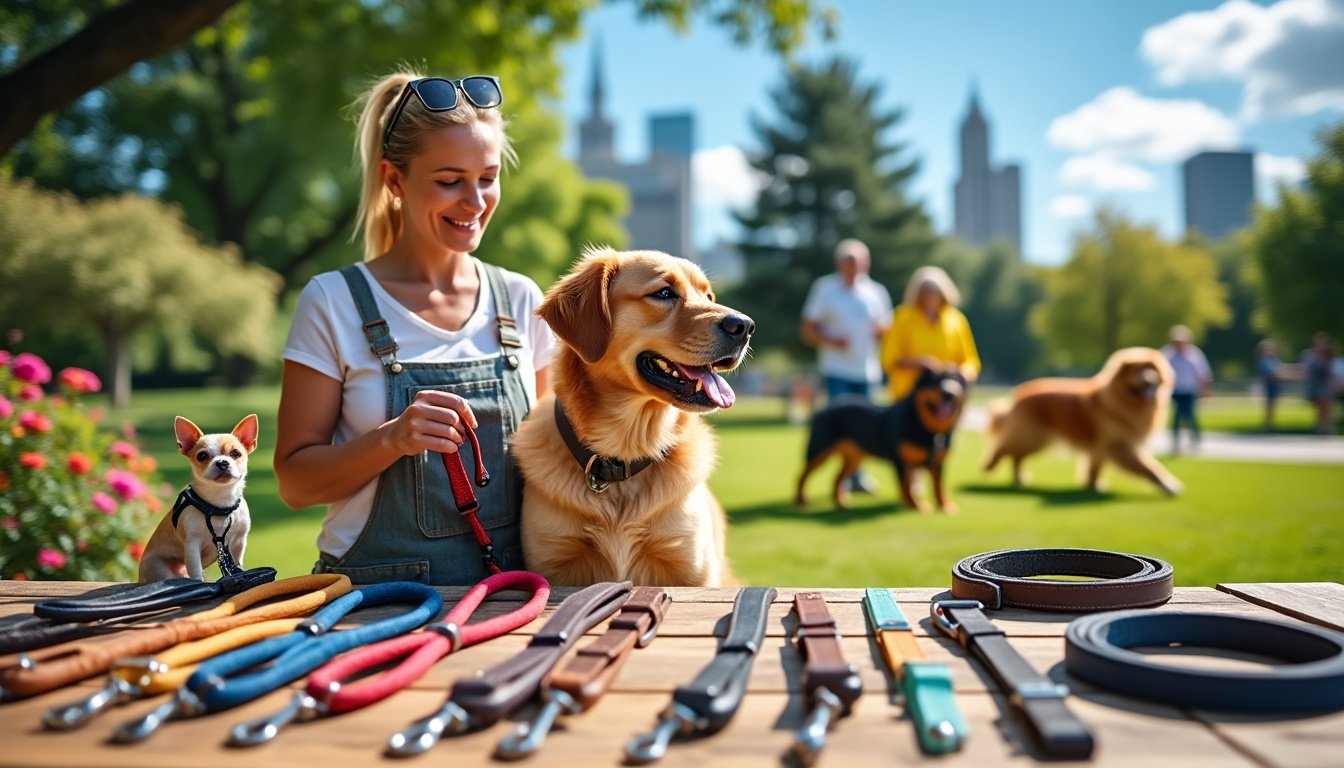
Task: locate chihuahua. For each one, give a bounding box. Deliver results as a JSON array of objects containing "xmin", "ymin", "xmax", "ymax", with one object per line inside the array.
[{"xmin": 137, "ymin": 414, "xmax": 258, "ymax": 583}]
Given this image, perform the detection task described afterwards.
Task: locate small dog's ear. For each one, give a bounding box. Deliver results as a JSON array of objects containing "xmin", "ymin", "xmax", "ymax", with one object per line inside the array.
[
  {"xmin": 538, "ymin": 251, "xmax": 616, "ymax": 364},
  {"xmin": 174, "ymin": 416, "xmax": 204, "ymax": 456},
  {"xmin": 232, "ymin": 414, "xmax": 260, "ymax": 453}
]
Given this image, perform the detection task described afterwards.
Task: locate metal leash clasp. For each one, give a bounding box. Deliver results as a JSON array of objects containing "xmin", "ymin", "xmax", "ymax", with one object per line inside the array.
[
  {"xmin": 42, "ymin": 675, "xmax": 141, "ymax": 730},
  {"xmin": 495, "ymin": 688, "xmax": 581, "ymax": 760},
  {"xmin": 110, "ymin": 685, "xmax": 205, "ymax": 744},
  {"xmin": 228, "ymin": 686, "xmax": 331, "ymax": 747},
  {"xmin": 930, "ymin": 600, "xmax": 984, "ymax": 638},
  {"xmin": 624, "ymin": 702, "xmax": 698, "ymax": 764},
  {"xmin": 790, "ymin": 687, "xmax": 842, "ymax": 767},
  {"xmin": 385, "ymin": 698, "xmax": 472, "ymax": 757}
]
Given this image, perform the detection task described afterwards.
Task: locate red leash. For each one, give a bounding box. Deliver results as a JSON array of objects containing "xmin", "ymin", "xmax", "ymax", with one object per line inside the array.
[
  {"xmin": 441, "ymin": 421, "xmax": 500, "ymax": 573},
  {"xmin": 293, "ymin": 571, "xmax": 550, "ymax": 721}
]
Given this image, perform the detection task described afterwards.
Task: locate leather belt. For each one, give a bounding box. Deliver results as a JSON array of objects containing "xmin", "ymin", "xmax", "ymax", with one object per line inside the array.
[
  {"xmin": 951, "ymin": 548, "xmax": 1173, "ymax": 611},
  {"xmin": 228, "ymin": 570, "xmax": 550, "ymax": 746},
  {"xmin": 387, "ymin": 580, "xmax": 633, "ymax": 756},
  {"xmin": 1066, "ymin": 610, "xmax": 1344, "ymax": 712},
  {"xmin": 863, "ymin": 588, "xmax": 967, "ymax": 754},
  {"xmin": 625, "ymin": 586, "xmax": 777, "ymax": 764},
  {"xmin": 0, "ymin": 573, "xmax": 350, "ymax": 701},
  {"xmin": 788, "ymin": 592, "xmax": 862, "ymax": 767},
  {"xmin": 497, "ymin": 586, "xmax": 671, "ymax": 759},
  {"xmin": 933, "ymin": 600, "xmax": 1094, "ymax": 760},
  {"xmin": 109, "ymin": 581, "xmax": 442, "ymax": 744},
  {"xmin": 0, "ymin": 567, "xmax": 277, "ymax": 655}
]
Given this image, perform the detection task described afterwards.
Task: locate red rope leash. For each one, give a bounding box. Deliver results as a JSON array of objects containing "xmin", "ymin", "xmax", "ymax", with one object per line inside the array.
[{"xmin": 440, "ymin": 421, "xmax": 500, "ymax": 573}]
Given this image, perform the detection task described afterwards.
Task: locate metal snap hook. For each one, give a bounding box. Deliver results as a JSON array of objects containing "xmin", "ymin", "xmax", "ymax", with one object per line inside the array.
[
  {"xmin": 929, "ymin": 600, "xmax": 983, "ymax": 638},
  {"xmin": 109, "ymin": 687, "xmax": 203, "ymax": 744},
  {"xmin": 624, "ymin": 702, "xmax": 696, "ymax": 764},
  {"xmin": 494, "ymin": 689, "xmax": 578, "ymax": 760},
  {"xmin": 790, "ymin": 687, "xmax": 841, "ymax": 767},
  {"xmin": 385, "ymin": 699, "xmax": 471, "ymax": 757},
  {"xmin": 42, "ymin": 676, "xmax": 140, "ymax": 730},
  {"xmin": 228, "ymin": 690, "xmax": 322, "ymax": 748}
]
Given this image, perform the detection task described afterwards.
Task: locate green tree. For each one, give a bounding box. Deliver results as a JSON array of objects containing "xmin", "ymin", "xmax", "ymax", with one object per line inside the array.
[
  {"xmin": 0, "ymin": 176, "xmax": 280, "ymax": 407},
  {"xmin": 932, "ymin": 238, "xmax": 1044, "ymax": 381},
  {"xmin": 1033, "ymin": 209, "xmax": 1231, "ymax": 371},
  {"xmin": 1197, "ymin": 236, "xmax": 1261, "ymax": 379},
  {"xmin": 730, "ymin": 56, "xmax": 931, "ymax": 359},
  {"xmin": 1244, "ymin": 122, "xmax": 1344, "ymax": 348}
]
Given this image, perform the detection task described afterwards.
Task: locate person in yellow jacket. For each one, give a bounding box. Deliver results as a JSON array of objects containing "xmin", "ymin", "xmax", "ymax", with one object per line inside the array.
[{"xmin": 882, "ymin": 265, "xmax": 981, "ymax": 401}]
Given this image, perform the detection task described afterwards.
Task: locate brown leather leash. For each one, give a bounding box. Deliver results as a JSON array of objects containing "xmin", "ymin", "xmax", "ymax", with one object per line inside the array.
[
  {"xmin": 951, "ymin": 548, "xmax": 1173, "ymax": 611},
  {"xmin": 496, "ymin": 586, "xmax": 672, "ymax": 759},
  {"xmin": 789, "ymin": 592, "xmax": 863, "ymax": 766}
]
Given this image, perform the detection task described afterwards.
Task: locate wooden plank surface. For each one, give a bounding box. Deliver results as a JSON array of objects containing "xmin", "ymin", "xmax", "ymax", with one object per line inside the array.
[
  {"xmin": 0, "ymin": 583, "xmax": 1341, "ymax": 767},
  {"xmin": 1216, "ymin": 582, "xmax": 1344, "ymax": 632}
]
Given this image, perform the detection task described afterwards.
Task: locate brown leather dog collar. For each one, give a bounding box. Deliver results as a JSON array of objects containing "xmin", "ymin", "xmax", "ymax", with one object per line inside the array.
[
  {"xmin": 553, "ymin": 401, "xmax": 656, "ymax": 493},
  {"xmin": 950, "ymin": 548, "xmax": 1174, "ymax": 611}
]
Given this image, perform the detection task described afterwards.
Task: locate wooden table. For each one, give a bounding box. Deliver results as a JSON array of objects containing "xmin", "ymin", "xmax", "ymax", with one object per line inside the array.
[{"xmin": 2, "ymin": 581, "xmax": 1342, "ymax": 767}]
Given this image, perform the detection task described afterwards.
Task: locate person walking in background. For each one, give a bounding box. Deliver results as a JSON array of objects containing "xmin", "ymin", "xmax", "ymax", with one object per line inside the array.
[
  {"xmin": 881, "ymin": 265, "xmax": 980, "ymax": 401},
  {"xmin": 801, "ymin": 239, "xmax": 893, "ymax": 493},
  {"xmin": 1255, "ymin": 339, "xmax": 1289, "ymax": 433},
  {"xmin": 1162, "ymin": 325, "xmax": 1212, "ymax": 454},
  {"xmin": 1301, "ymin": 332, "xmax": 1336, "ymax": 435}
]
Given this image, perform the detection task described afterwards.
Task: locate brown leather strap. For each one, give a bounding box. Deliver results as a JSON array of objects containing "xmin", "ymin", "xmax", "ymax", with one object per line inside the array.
[
  {"xmin": 793, "ymin": 592, "xmax": 863, "ymax": 710},
  {"xmin": 553, "ymin": 401, "xmax": 654, "ymax": 492},
  {"xmin": 548, "ymin": 587, "xmax": 670, "ymax": 709},
  {"xmin": 950, "ymin": 548, "xmax": 1174, "ymax": 611}
]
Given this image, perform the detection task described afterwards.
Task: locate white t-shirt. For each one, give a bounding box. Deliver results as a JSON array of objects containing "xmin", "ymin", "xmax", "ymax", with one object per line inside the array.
[
  {"xmin": 1161, "ymin": 344, "xmax": 1212, "ymax": 395},
  {"xmin": 281, "ymin": 259, "xmax": 555, "ymax": 557},
  {"xmin": 801, "ymin": 273, "xmax": 893, "ymax": 383}
]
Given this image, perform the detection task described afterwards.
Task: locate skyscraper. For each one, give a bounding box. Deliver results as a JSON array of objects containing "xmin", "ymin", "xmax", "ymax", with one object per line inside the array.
[
  {"xmin": 953, "ymin": 86, "xmax": 1021, "ymax": 254},
  {"xmin": 577, "ymin": 44, "xmax": 694, "ymax": 260},
  {"xmin": 1182, "ymin": 151, "xmax": 1255, "ymax": 240}
]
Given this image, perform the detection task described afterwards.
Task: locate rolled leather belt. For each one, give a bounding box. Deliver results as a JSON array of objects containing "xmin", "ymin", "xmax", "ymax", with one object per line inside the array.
[
  {"xmin": 1066, "ymin": 611, "xmax": 1344, "ymax": 712},
  {"xmin": 951, "ymin": 548, "xmax": 1173, "ymax": 611}
]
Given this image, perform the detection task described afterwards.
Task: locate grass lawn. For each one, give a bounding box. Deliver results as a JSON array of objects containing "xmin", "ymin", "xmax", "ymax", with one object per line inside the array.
[{"xmin": 109, "ymin": 387, "xmax": 1343, "ymax": 588}]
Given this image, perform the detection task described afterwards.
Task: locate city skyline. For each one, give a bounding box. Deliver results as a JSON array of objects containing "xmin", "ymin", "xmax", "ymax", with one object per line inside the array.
[{"xmin": 557, "ymin": 0, "xmax": 1341, "ymax": 266}]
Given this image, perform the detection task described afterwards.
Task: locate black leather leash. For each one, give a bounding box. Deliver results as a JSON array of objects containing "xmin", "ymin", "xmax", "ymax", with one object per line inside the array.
[
  {"xmin": 170, "ymin": 485, "xmax": 245, "ymax": 576},
  {"xmin": 625, "ymin": 586, "xmax": 778, "ymax": 764},
  {"xmin": 0, "ymin": 568, "xmax": 277, "ymax": 655},
  {"xmin": 932, "ymin": 600, "xmax": 1094, "ymax": 760},
  {"xmin": 554, "ymin": 401, "xmax": 655, "ymax": 492},
  {"xmin": 951, "ymin": 548, "xmax": 1174, "ymax": 611},
  {"xmin": 386, "ymin": 580, "xmax": 633, "ymax": 757},
  {"xmin": 1066, "ymin": 610, "xmax": 1344, "ymax": 713}
]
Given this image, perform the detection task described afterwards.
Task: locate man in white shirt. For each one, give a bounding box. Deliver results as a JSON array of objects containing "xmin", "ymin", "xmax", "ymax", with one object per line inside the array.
[
  {"xmin": 801, "ymin": 239, "xmax": 894, "ymax": 491},
  {"xmin": 1161, "ymin": 324, "xmax": 1212, "ymax": 454}
]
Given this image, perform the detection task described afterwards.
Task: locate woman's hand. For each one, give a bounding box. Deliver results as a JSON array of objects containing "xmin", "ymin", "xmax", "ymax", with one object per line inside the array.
[{"xmin": 384, "ymin": 390, "xmax": 480, "ymax": 456}]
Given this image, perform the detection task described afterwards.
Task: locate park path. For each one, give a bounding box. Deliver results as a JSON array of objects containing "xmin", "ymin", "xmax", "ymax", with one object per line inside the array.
[{"xmin": 961, "ymin": 406, "xmax": 1344, "ymax": 465}]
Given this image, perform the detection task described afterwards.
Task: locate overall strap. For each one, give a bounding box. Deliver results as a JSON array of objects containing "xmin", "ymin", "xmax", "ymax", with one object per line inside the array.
[
  {"xmin": 481, "ymin": 262, "xmax": 524, "ymax": 361},
  {"xmin": 339, "ymin": 265, "xmax": 401, "ymax": 372}
]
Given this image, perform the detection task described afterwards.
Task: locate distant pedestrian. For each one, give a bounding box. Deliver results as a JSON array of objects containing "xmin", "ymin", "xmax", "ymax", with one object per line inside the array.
[
  {"xmin": 1161, "ymin": 325, "xmax": 1212, "ymax": 454},
  {"xmin": 1255, "ymin": 339, "xmax": 1289, "ymax": 433},
  {"xmin": 801, "ymin": 239, "xmax": 893, "ymax": 493},
  {"xmin": 1301, "ymin": 332, "xmax": 1336, "ymax": 435},
  {"xmin": 881, "ymin": 266, "xmax": 980, "ymax": 400}
]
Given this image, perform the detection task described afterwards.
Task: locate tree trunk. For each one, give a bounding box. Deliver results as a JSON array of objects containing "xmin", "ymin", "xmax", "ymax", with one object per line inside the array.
[
  {"xmin": 0, "ymin": 0, "xmax": 241, "ymax": 156},
  {"xmin": 106, "ymin": 330, "xmax": 133, "ymax": 410}
]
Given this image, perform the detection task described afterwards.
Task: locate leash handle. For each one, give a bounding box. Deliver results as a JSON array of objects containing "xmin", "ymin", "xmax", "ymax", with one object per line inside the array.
[
  {"xmin": 305, "ymin": 571, "xmax": 550, "ymax": 715},
  {"xmin": 439, "ymin": 420, "xmax": 500, "ymax": 573}
]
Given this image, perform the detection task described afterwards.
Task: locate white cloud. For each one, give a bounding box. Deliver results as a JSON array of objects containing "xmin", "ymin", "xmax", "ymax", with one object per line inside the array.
[
  {"xmin": 692, "ymin": 145, "xmax": 767, "ymax": 209},
  {"xmin": 1256, "ymin": 152, "xmax": 1308, "ymax": 200},
  {"xmin": 1142, "ymin": 0, "xmax": 1344, "ymax": 119},
  {"xmin": 1047, "ymin": 86, "xmax": 1240, "ymax": 163},
  {"xmin": 1058, "ymin": 152, "xmax": 1157, "ymax": 192},
  {"xmin": 1049, "ymin": 195, "xmax": 1093, "ymax": 219}
]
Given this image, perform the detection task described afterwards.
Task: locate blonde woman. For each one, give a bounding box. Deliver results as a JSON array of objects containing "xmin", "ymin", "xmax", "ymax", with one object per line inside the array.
[
  {"xmin": 881, "ymin": 266, "xmax": 980, "ymax": 401},
  {"xmin": 275, "ymin": 73, "xmax": 553, "ymax": 584}
]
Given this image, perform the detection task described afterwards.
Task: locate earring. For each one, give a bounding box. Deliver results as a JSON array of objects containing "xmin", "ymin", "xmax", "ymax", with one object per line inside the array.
[{"xmin": 392, "ymin": 196, "xmax": 402, "ymax": 210}]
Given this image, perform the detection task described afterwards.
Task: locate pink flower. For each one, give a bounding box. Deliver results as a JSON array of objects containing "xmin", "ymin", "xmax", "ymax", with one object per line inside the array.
[
  {"xmin": 110, "ymin": 441, "xmax": 138, "ymax": 460},
  {"xmin": 19, "ymin": 410, "xmax": 52, "ymax": 433},
  {"xmin": 106, "ymin": 469, "xmax": 146, "ymax": 501},
  {"xmin": 67, "ymin": 452, "xmax": 93, "ymax": 475},
  {"xmin": 120, "ymin": 422, "xmax": 136, "ymax": 440},
  {"xmin": 2, "ymin": 516, "xmax": 18, "ymax": 531},
  {"xmin": 0, "ymin": 350, "xmax": 8, "ymax": 365},
  {"xmin": 17, "ymin": 384, "xmax": 43, "ymax": 401},
  {"xmin": 91, "ymin": 491, "xmax": 117, "ymax": 514},
  {"xmin": 11, "ymin": 352, "xmax": 51, "ymax": 384},
  {"xmin": 0, "ymin": 395, "xmax": 11, "ymax": 419},
  {"xmin": 19, "ymin": 452, "xmax": 47, "ymax": 470},
  {"xmin": 37, "ymin": 549, "xmax": 67, "ymax": 569},
  {"xmin": 58, "ymin": 367, "xmax": 102, "ymax": 394}
]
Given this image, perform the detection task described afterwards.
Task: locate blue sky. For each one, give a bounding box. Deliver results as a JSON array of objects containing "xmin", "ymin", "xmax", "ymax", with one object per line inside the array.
[{"xmin": 556, "ymin": 0, "xmax": 1343, "ymax": 265}]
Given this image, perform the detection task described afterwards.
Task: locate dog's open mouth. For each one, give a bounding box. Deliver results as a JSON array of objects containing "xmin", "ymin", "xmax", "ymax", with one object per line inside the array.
[{"xmin": 637, "ymin": 351, "xmax": 739, "ymax": 409}]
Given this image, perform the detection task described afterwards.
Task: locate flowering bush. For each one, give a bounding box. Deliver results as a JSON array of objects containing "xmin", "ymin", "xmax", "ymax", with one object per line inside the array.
[{"xmin": 0, "ymin": 349, "xmax": 161, "ymax": 581}]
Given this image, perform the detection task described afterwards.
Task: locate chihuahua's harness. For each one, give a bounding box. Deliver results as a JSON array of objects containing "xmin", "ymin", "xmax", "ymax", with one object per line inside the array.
[{"xmin": 170, "ymin": 485, "xmax": 244, "ymax": 577}]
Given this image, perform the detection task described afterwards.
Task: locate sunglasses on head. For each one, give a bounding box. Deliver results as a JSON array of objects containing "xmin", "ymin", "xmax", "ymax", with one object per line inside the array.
[{"xmin": 381, "ymin": 76, "xmax": 504, "ymax": 152}]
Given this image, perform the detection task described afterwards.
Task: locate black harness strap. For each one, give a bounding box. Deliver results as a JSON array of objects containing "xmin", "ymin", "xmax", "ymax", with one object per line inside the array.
[{"xmin": 170, "ymin": 486, "xmax": 244, "ymax": 577}]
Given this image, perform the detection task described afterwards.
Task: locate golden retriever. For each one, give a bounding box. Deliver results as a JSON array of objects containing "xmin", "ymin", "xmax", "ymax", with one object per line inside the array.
[
  {"xmin": 511, "ymin": 247, "xmax": 753, "ymax": 586},
  {"xmin": 982, "ymin": 347, "xmax": 1182, "ymax": 494}
]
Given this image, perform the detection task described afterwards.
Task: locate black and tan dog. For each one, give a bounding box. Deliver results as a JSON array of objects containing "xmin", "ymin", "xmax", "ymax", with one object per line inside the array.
[{"xmin": 795, "ymin": 368, "xmax": 968, "ymax": 514}]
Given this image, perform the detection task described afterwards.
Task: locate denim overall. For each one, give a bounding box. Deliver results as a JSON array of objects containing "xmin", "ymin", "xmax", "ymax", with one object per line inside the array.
[{"xmin": 314, "ymin": 263, "xmax": 531, "ymax": 584}]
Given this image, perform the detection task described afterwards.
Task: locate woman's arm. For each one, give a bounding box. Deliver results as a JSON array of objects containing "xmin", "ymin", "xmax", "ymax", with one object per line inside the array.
[{"xmin": 273, "ymin": 361, "xmax": 476, "ymax": 510}]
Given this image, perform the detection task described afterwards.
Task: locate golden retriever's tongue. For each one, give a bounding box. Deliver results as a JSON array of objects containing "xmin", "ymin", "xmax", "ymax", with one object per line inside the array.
[{"xmin": 673, "ymin": 363, "xmax": 736, "ymax": 408}]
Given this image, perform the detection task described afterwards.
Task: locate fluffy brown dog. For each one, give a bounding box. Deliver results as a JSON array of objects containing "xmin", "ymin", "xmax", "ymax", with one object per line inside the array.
[
  {"xmin": 983, "ymin": 347, "xmax": 1182, "ymax": 494},
  {"xmin": 511, "ymin": 247, "xmax": 753, "ymax": 586}
]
